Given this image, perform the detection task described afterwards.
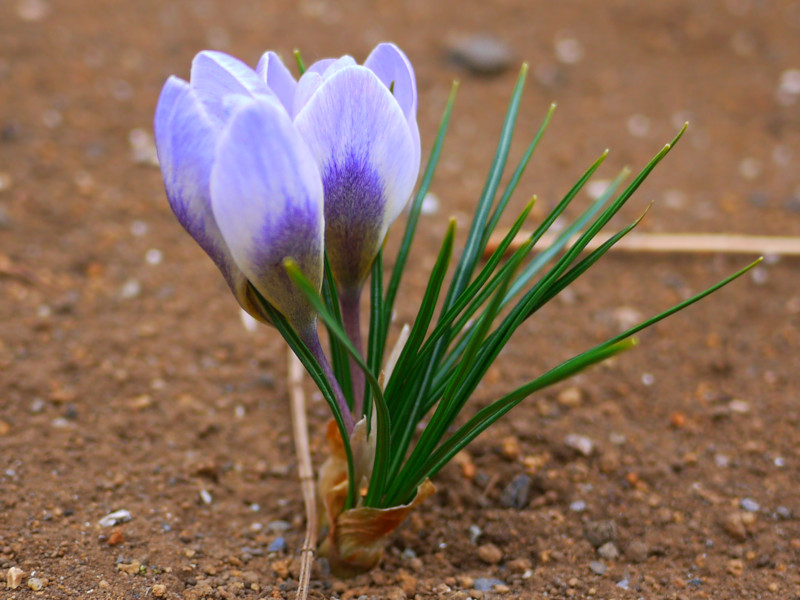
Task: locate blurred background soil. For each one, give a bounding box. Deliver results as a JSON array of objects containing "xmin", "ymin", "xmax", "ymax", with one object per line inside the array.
[{"xmin": 1, "ymin": 0, "xmax": 799, "ymax": 598}]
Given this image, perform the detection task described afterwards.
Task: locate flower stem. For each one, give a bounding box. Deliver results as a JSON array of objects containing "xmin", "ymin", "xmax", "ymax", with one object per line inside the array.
[
  {"xmin": 301, "ymin": 328, "xmax": 354, "ymax": 434},
  {"xmin": 340, "ymin": 288, "xmax": 365, "ymax": 418}
]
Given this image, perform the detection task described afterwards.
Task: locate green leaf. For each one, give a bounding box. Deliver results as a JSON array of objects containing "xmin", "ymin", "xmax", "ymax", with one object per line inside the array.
[
  {"xmin": 322, "ymin": 254, "xmax": 353, "ymax": 406},
  {"xmin": 385, "ymin": 219, "xmax": 456, "ymax": 481},
  {"xmin": 441, "ymin": 64, "xmax": 529, "ymax": 316},
  {"xmin": 293, "ymin": 49, "xmax": 306, "ymax": 75}
]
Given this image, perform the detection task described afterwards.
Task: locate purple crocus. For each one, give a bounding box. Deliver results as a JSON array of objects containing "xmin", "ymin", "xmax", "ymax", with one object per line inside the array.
[
  {"xmin": 259, "ymin": 44, "xmax": 421, "ymax": 412},
  {"xmin": 258, "ymin": 44, "xmax": 421, "ymax": 292},
  {"xmin": 154, "ymin": 51, "xmax": 325, "ymax": 338},
  {"xmin": 155, "ymin": 44, "xmax": 419, "ymax": 424}
]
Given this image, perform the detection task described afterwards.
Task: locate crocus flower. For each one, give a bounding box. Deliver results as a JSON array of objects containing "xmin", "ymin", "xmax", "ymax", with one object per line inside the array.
[
  {"xmin": 154, "ymin": 51, "xmax": 325, "ymax": 336},
  {"xmin": 258, "ymin": 43, "xmax": 421, "ymax": 293},
  {"xmin": 259, "ymin": 44, "xmax": 421, "ymax": 414}
]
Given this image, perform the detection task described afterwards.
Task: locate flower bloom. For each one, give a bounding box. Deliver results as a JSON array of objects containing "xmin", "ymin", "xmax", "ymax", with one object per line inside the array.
[
  {"xmin": 259, "ymin": 43, "xmax": 421, "ymax": 291},
  {"xmin": 154, "ymin": 52, "xmax": 325, "ymax": 333},
  {"xmin": 154, "ymin": 43, "xmax": 420, "ymax": 329}
]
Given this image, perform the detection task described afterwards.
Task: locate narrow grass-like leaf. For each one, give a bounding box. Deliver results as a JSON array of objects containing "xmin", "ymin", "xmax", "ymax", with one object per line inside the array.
[
  {"xmin": 409, "ymin": 255, "xmax": 761, "ymax": 497},
  {"xmin": 385, "ymin": 220, "xmax": 456, "ymax": 479},
  {"xmin": 441, "ymin": 64, "xmax": 529, "ymax": 315},
  {"xmin": 421, "ymin": 151, "xmax": 612, "ymax": 394},
  {"xmin": 503, "ymin": 168, "xmax": 629, "ymax": 303},
  {"xmin": 322, "ymin": 254, "xmax": 353, "ymax": 406},
  {"xmin": 390, "ymin": 338, "xmax": 637, "ymax": 504},
  {"xmin": 388, "ymin": 242, "xmax": 526, "ymax": 504},
  {"xmin": 363, "ymin": 249, "xmax": 385, "ymax": 427},
  {"xmin": 293, "ymin": 49, "xmax": 306, "ymax": 75},
  {"xmin": 480, "ymin": 103, "xmax": 556, "ymax": 249},
  {"xmin": 388, "ymin": 218, "xmax": 457, "ymax": 414}
]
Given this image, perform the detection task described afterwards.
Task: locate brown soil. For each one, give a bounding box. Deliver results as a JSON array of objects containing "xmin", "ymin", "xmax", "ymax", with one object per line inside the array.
[{"xmin": 1, "ymin": 0, "xmax": 799, "ymax": 598}]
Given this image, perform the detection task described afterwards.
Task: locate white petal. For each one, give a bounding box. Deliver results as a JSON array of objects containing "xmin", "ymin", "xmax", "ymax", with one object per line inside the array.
[{"xmin": 210, "ymin": 98, "xmax": 324, "ymax": 329}]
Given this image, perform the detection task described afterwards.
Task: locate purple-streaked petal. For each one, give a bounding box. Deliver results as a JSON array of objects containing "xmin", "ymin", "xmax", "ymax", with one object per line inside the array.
[
  {"xmin": 364, "ymin": 43, "xmax": 417, "ymax": 121},
  {"xmin": 256, "ymin": 51, "xmax": 297, "ymax": 115},
  {"xmin": 293, "ymin": 56, "xmax": 357, "ymax": 116},
  {"xmin": 210, "ymin": 98, "xmax": 324, "ymax": 331},
  {"xmin": 294, "ymin": 65, "xmax": 419, "ymax": 289},
  {"xmin": 190, "ymin": 51, "xmax": 273, "ymax": 122},
  {"xmin": 154, "ymin": 76, "xmax": 266, "ymax": 321}
]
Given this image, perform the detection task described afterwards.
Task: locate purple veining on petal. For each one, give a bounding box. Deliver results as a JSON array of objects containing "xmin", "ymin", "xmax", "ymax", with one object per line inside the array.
[
  {"xmin": 293, "ymin": 64, "xmax": 419, "ymax": 289},
  {"xmin": 322, "ymin": 151, "xmax": 385, "ymax": 289}
]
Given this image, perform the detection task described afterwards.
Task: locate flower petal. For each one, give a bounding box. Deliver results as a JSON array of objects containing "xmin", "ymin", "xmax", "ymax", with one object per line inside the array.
[
  {"xmin": 210, "ymin": 98, "xmax": 324, "ymax": 331},
  {"xmin": 190, "ymin": 50, "xmax": 273, "ymax": 122},
  {"xmin": 364, "ymin": 43, "xmax": 420, "ymax": 169},
  {"xmin": 154, "ymin": 76, "xmax": 265, "ymax": 320},
  {"xmin": 294, "ymin": 66, "xmax": 419, "ymax": 289},
  {"xmin": 256, "ymin": 51, "xmax": 297, "ymax": 115},
  {"xmin": 293, "ymin": 55, "xmax": 357, "ymax": 116},
  {"xmin": 364, "ymin": 43, "xmax": 417, "ymax": 122}
]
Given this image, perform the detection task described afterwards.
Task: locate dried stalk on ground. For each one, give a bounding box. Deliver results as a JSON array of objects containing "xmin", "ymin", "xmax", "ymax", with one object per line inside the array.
[
  {"xmin": 483, "ymin": 232, "xmax": 800, "ymax": 258},
  {"xmin": 288, "ymin": 349, "xmax": 317, "ymax": 600}
]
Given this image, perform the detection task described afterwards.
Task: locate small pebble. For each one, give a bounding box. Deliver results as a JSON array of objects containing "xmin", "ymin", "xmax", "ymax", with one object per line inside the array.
[
  {"xmin": 98, "ymin": 509, "xmax": 132, "ymax": 527},
  {"xmin": 0, "ymin": 171, "xmax": 13, "ymax": 192},
  {"xmin": 557, "ymin": 386, "xmax": 584, "ymax": 407},
  {"xmin": 267, "ymin": 519, "xmax": 291, "ymax": 532},
  {"xmin": 738, "ymin": 157, "xmax": 762, "ymax": 180},
  {"xmin": 16, "ymin": 0, "xmax": 50, "ymax": 21},
  {"xmin": 777, "ymin": 68, "xmax": 800, "ymax": 99},
  {"xmin": 472, "ymin": 577, "xmax": 506, "ymax": 591},
  {"xmin": 6, "ymin": 566, "xmax": 24, "ymax": 589},
  {"xmin": 740, "ymin": 498, "xmax": 760, "ymax": 512},
  {"xmin": 616, "ymin": 578, "xmax": 630, "ymax": 589},
  {"xmin": 585, "ymin": 180, "xmax": 611, "ymax": 200},
  {"xmin": 775, "ymin": 506, "xmax": 792, "ymax": 520},
  {"xmin": 120, "ymin": 279, "xmax": 141, "ymax": 300},
  {"xmin": 199, "ymin": 489, "xmax": 212, "ymax": 505},
  {"xmin": 477, "ymin": 542, "xmax": 503, "ymax": 564},
  {"xmin": 564, "ymin": 433, "xmax": 594, "ymax": 456},
  {"xmin": 267, "ymin": 536, "xmax": 287, "ymax": 552},
  {"xmin": 626, "ymin": 114, "xmax": 650, "ymax": 138},
  {"xmin": 27, "ymin": 577, "xmax": 44, "ymax": 591},
  {"xmin": 723, "ymin": 511, "xmax": 748, "ymax": 541},
  {"xmin": 129, "ymin": 128, "xmax": 159, "ymax": 165},
  {"xmin": 584, "ymin": 520, "xmax": 617, "ymax": 547},
  {"xmin": 554, "ymin": 36, "xmax": 584, "ymax": 64},
  {"xmin": 750, "ymin": 266, "xmax": 768, "ymax": 285},
  {"xmin": 597, "ymin": 542, "xmax": 619, "ymax": 560},
  {"xmin": 468, "ymin": 524, "xmax": 482, "ymax": 543},
  {"xmin": 626, "ymin": 540, "xmax": 648, "ymax": 563},
  {"xmin": 130, "ymin": 220, "xmax": 149, "ymax": 236},
  {"xmin": 447, "ymin": 34, "xmax": 514, "ymax": 75},
  {"xmin": 499, "ymin": 474, "xmax": 532, "ymax": 509},
  {"xmin": 152, "ymin": 583, "xmax": 167, "ymax": 597},
  {"xmin": 145, "ymin": 249, "xmax": 163, "ymax": 265},
  {"xmin": 728, "ymin": 399, "xmax": 750, "ymax": 413},
  {"xmin": 420, "ymin": 192, "xmax": 439, "ymax": 215},
  {"xmin": 570, "ymin": 500, "xmax": 587, "ymax": 512},
  {"xmin": 588, "ymin": 561, "xmax": 606, "ymax": 576}
]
